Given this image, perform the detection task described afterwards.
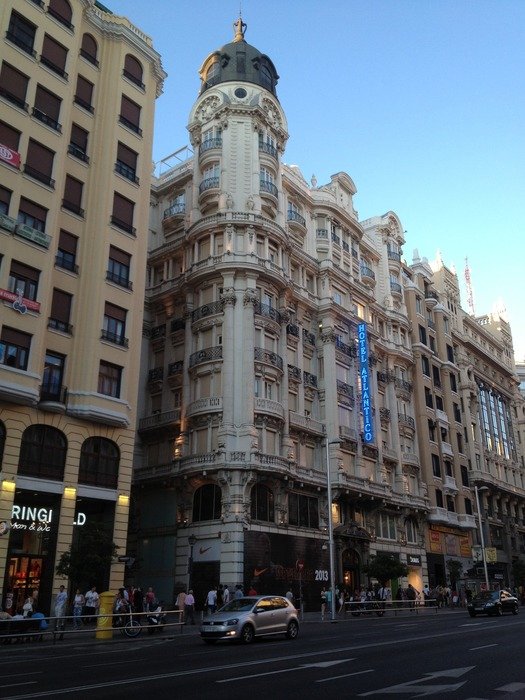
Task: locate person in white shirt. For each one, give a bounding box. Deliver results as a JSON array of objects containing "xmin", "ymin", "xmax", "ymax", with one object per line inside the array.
[
  {"xmin": 84, "ymin": 586, "xmax": 99, "ymax": 623},
  {"xmin": 206, "ymin": 587, "xmax": 218, "ymax": 614},
  {"xmin": 222, "ymin": 585, "xmax": 230, "ymax": 605}
]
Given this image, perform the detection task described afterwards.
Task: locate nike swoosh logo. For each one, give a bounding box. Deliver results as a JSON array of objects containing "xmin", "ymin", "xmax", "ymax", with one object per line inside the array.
[
  {"xmin": 199, "ymin": 546, "xmax": 211, "ymax": 554},
  {"xmin": 254, "ymin": 568, "xmax": 268, "ymax": 577}
]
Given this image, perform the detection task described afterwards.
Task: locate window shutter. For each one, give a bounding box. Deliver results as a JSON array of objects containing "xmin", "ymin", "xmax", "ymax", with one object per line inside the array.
[
  {"xmin": 51, "ymin": 289, "xmax": 72, "ymax": 323},
  {"xmin": 109, "ymin": 245, "xmax": 131, "ymax": 265},
  {"xmin": 26, "ymin": 140, "xmax": 54, "ymax": 177},
  {"xmin": 34, "ymin": 86, "xmax": 61, "ymax": 120},
  {"xmin": 41, "ymin": 34, "xmax": 68, "ymax": 71},
  {"xmin": 0, "ymin": 63, "xmax": 29, "ymax": 101},
  {"xmin": 0, "ymin": 121, "xmax": 21, "ymax": 150}
]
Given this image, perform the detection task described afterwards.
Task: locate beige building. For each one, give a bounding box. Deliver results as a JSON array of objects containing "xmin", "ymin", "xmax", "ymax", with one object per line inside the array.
[{"xmin": 0, "ymin": 0, "xmax": 164, "ymax": 614}]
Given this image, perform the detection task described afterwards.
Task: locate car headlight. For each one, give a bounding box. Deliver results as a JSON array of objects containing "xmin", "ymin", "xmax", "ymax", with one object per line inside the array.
[{"xmin": 226, "ymin": 618, "xmax": 239, "ymax": 626}]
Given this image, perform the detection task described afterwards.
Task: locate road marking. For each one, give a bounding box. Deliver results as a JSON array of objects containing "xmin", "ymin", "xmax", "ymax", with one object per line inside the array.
[
  {"xmin": 317, "ymin": 669, "xmax": 374, "ymax": 683},
  {"xmin": 1, "ymin": 682, "xmax": 37, "ymax": 689},
  {"xmin": 469, "ymin": 643, "xmax": 497, "ymax": 651},
  {"xmin": 496, "ymin": 683, "xmax": 525, "ymax": 693},
  {"xmin": 359, "ymin": 666, "xmax": 475, "ymax": 697},
  {"xmin": 82, "ymin": 657, "xmax": 147, "ymax": 668},
  {"xmin": 216, "ymin": 658, "xmax": 355, "ymax": 683}
]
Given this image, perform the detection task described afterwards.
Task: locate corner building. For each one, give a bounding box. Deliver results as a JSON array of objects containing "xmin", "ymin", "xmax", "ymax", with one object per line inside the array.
[
  {"xmin": 136, "ymin": 21, "xmax": 428, "ymax": 609},
  {"xmin": 0, "ymin": 0, "xmax": 164, "ymax": 613}
]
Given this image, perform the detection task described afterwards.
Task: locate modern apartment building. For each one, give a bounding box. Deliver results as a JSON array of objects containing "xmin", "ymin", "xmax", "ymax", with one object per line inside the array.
[
  {"xmin": 0, "ymin": 0, "xmax": 164, "ymax": 614},
  {"xmin": 133, "ymin": 20, "xmax": 430, "ymax": 609}
]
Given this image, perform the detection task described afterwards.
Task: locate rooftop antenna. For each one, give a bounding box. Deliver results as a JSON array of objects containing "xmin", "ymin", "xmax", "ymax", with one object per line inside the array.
[{"xmin": 464, "ymin": 256, "xmax": 475, "ymax": 316}]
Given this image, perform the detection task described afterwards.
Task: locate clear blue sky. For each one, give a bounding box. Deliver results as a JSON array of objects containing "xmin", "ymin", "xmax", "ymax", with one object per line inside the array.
[{"xmin": 109, "ymin": 0, "xmax": 525, "ymax": 359}]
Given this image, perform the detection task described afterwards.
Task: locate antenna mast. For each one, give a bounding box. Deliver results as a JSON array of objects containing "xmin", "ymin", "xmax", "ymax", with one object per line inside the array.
[{"xmin": 464, "ymin": 257, "xmax": 475, "ymax": 316}]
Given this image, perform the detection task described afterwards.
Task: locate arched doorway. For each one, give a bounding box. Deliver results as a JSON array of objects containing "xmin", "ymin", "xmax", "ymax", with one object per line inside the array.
[{"xmin": 341, "ymin": 548, "xmax": 360, "ymax": 595}]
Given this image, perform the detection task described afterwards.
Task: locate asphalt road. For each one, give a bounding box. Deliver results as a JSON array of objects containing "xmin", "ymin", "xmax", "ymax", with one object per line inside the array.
[{"xmin": 1, "ymin": 609, "xmax": 524, "ymax": 699}]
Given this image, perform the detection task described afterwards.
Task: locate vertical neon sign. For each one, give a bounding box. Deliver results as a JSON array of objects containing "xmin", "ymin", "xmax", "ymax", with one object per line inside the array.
[{"xmin": 357, "ymin": 322, "xmax": 374, "ymax": 443}]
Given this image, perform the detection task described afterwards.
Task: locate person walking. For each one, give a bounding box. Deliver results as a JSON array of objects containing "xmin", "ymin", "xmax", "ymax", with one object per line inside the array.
[
  {"xmin": 84, "ymin": 586, "xmax": 99, "ymax": 624},
  {"xmin": 320, "ymin": 587, "xmax": 327, "ymax": 620},
  {"xmin": 234, "ymin": 584, "xmax": 243, "ymax": 599},
  {"xmin": 184, "ymin": 589, "xmax": 195, "ymax": 624},
  {"xmin": 206, "ymin": 586, "xmax": 218, "ymax": 614},
  {"xmin": 72, "ymin": 588, "xmax": 84, "ymax": 630},
  {"xmin": 222, "ymin": 585, "xmax": 230, "ymax": 605},
  {"xmin": 144, "ymin": 587, "xmax": 157, "ymax": 612},
  {"xmin": 176, "ymin": 589, "xmax": 187, "ymax": 622},
  {"xmin": 55, "ymin": 585, "xmax": 68, "ymax": 639}
]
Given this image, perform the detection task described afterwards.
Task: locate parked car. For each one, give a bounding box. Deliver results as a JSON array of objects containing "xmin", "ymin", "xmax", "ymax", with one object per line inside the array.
[
  {"xmin": 467, "ymin": 589, "xmax": 519, "ymax": 617},
  {"xmin": 200, "ymin": 595, "xmax": 299, "ymax": 644}
]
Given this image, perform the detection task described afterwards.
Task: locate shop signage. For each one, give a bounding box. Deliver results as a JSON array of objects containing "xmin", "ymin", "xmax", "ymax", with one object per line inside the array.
[
  {"xmin": 0, "ymin": 288, "xmax": 41, "ymax": 313},
  {"xmin": 357, "ymin": 322, "xmax": 374, "ymax": 443},
  {"xmin": 407, "ymin": 554, "xmax": 422, "ymax": 566},
  {"xmin": 0, "ymin": 143, "xmax": 21, "ymax": 168},
  {"xmin": 9, "ymin": 505, "xmax": 86, "ymax": 531}
]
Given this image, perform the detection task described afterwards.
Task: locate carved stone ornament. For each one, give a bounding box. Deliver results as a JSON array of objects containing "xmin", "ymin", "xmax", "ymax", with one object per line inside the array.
[
  {"xmin": 246, "ymin": 195, "xmax": 255, "ymax": 211},
  {"xmin": 221, "ymin": 287, "xmax": 237, "ymax": 306},
  {"xmin": 226, "ymin": 193, "xmax": 234, "ymax": 209},
  {"xmin": 197, "ymin": 95, "xmax": 221, "ymax": 122},
  {"xmin": 321, "ymin": 327, "xmax": 337, "ymax": 344},
  {"xmin": 244, "ymin": 288, "xmax": 258, "ymax": 306}
]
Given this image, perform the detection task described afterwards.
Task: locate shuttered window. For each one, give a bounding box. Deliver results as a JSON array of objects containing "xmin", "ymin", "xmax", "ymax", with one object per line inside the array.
[
  {"xmin": 56, "ymin": 229, "xmax": 78, "ymax": 272},
  {"xmin": 24, "ymin": 140, "xmax": 55, "ymax": 188},
  {"xmin": 33, "ymin": 86, "xmax": 61, "ymax": 131},
  {"xmin": 62, "ymin": 175, "xmax": 84, "ymax": 216},
  {"xmin": 116, "ymin": 142, "xmax": 138, "ymax": 182},
  {"xmin": 0, "ymin": 121, "xmax": 20, "ymax": 150},
  {"xmin": 49, "ymin": 289, "xmax": 72, "ymax": 333},
  {"xmin": 123, "ymin": 54, "xmax": 144, "ymax": 88},
  {"xmin": 74, "ymin": 75, "xmax": 94, "ymax": 112},
  {"xmin": 0, "ymin": 63, "xmax": 29, "ymax": 110},
  {"xmin": 111, "ymin": 193, "xmax": 135, "ymax": 234},
  {"xmin": 8, "ymin": 260, "xmax": 40, "ymax": 300},
  {"xmin": 68, "ymin": 123, "xmax": 89, "ymax": 162},
  {"xmin": 0, "ymin": 326, "xmax": 32, "ymax": 370},
  {"xmin": 7, "ymin": 11, "xmax": 36, "ymax": 55},
  {"xmin": 108, "ymin": 246, "xmax": 131, "ymax": 288},
  {"xmin": 40, "ymin": 34, "xmax": 68, "ymax": 78},
  {"xmin": 80, "ymin": 33, "xmax": 98, "ymax": 65},
  {"xmin": 48, "ymin": 0, "xmax": 73, "ymax": 29},
  {"xmin": 0, "ymin": 186, "xmax": 11, "ymax": 214},
  {"xmin": 119, "ymin": 95, "xmax": 141, "ymax": 135},
  {"xmin": 18, "ymin": 198, "xmax": 47, "ymax": 231}
]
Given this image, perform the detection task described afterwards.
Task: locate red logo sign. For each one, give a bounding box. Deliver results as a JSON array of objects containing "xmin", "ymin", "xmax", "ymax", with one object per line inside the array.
[
  {"xmin": 0, "ymin": 143, "xmax": 21, "ymax": 168},
  {"xmin": 0, "ymin": 288, "xmax": 40, "ymax": 312}
]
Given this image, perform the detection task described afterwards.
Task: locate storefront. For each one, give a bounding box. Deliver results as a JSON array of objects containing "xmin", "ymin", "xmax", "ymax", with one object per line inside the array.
[{"xmin": 426, "ymin": 524, "xmax": 472, "ymax": 587}]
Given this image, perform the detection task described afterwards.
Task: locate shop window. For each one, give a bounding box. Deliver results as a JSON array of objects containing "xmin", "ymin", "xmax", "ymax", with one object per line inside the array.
[
  {"xmin": 47, "ymin": 0, "xmax": 73, "ymax": 29},
  {"xmin": 40, "ymin": 34, "xmax": 68, "ymax": 79},
  {"xmin": 68, "ymin": 123, "xmax": 89, "ymax": 162},
  {"xmin": 62, "ymin": 175, "xmax": 84, "ymax": 216},
  {"xmin": 250, "ymin": 484, "xmax": 274, "ymax": 522},
  {"xmin": 56, "ymin": 229, "xmax": 78, "ymax": 272},
  {"xmin": 18, "ymin": 197, "xmax": 48, "ymax": 233},
  {"xmin": 0, "ymin": 63, "xmax": 29, "ymax": 110},
  {"xmin": 18, "ymin": 425, "xmax": 67, "ymax": 480},
  {"xmin": 7, "ymin": 11, "xmax": 36, "ymax": 56},
  {"xmin": 74, "ymin": 75, "xmax": 94, "ymax": 112},
  {"xmin": 80, "ymin": 33, "xmax": 98, "ymax": 65},
  {"xmin": 97, "ymin": 360, "xmax": 122, "ymax": 398},
  {"xmin": 107, "ymin": 246, "xmax": 132, "ymax": 289},
  {"xmin": 79, "ymin": 437, "xmax": 119, "ymax": 489},
  {"xmin": 119, "ymin": 95, "xmax": 142, "ymax": 135},
  {"xmin": 0, "ymin": 420, "xmax": 5, "ymax": 469},
  {"xmin": 48, "ymin": 288, "xmax": 73, "ymax": 334},
  {"xmin": 111, "ymin": 193, "xmax": 135, "ymax": 234},
  {"xmin": 123, "ymin": 54, "xmax": 144, "ymax": 88},
  {"xmin": 115, "ymin": 142, "xmax": 138, "ymax": 183},
  {"xmin": 8, "ymin": 260, "xmax": 40, "ymax": 301},
  {"xmin": 288, "ymin": 493, "xmax": 319, "ymax": 528},
  {"xmin": 24, "ymin": 140, "xmax": 55, "ymax": 188},
  {"xmin": 33, "ymin": 85, "xmax": 62, "ymax": 132},
  {"xmin": 0, "ymin": 327, "xmax": 31, "ymax": 370},
  {"xmin": 192, "ymin": 484, "xmax": 222, "ymax": 521}
]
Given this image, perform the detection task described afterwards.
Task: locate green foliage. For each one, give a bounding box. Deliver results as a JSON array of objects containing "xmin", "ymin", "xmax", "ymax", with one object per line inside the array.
[
  {"xmin": 55, "ymin": 521, "xmax": 118, "ymax": 591},
  {"xmin": 363, "ymin": 552, "xmax": 408, "ymax": 586},
  {"xmin": 446, "ymin": 559, "xmax": 463, "ymax": 587}
]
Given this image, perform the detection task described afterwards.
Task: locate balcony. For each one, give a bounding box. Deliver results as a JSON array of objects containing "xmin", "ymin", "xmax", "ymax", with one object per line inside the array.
[
  {"xmin": 259, "ymin": 141, "xmax": 278, "ymax": 159},
  {"xmin": 32, "ymin": 108, "xmax": 62, "ymax": 132},
  {"xmin": 287, "ymin": 365, "xmax": 302, "ymax": 382},
  {"xmin": 402, "ymin": 451, "xmax": 420, "ymax": 467},
  {"xmin": 254, "ymin": 347, "xmax": 284, "ymax": 372},
  {"xmin": 192, "ymin": 301, "xmax": 223, "ymax": 323},
  {"xmin": 101, "ymin": 330, "xmax": 128, "ymax": 348},
  {"xmin": 339, "ymin": 426, "xmax": 358, "ymax": 442},
  {"xmin": 335, "ymin": 337, "xmax": 356, "ymax": 358},
  {"xmin": 15, "ymin": 223, "xmax": 51, "ymax": 249},
  {"xmin": 303, "ymin": 329, "xmax": 316, "ymax": 346},
  {"xmin": 286, "ymin": 323, "xmax": 299, "ymax": 338},
  {"xmin": 379, "ymin": 407, "xmax": 391, "ymax": 424},
  {"xmin": 287, "ymin": 210, "xmax": 306, "ymax": 228},
  {"xmin": 186, "ymin": 397, "xmax": 222, "ymax": 418},
  {"xmin": 48, "ymin": 318, "xmax": 73, "ymax": 335},
  {"xmin": 40, "ymin": 56, "xmax": 68, "ymax": 80},
  {"xmin": 428, "ymin": 507, "xmax": 459, "ymax": 526},
  {"xmin": 189, "ymin": 345, "xmax": 223, "ymax": 368},
  {"xmin": 39, "ymin": 383, "xmax": 67, "ymax": 407},
  {"xmin": 110, "ymin": 215, "xmax": 135, "ymax": 235},
  {"xmin": 303, "ymin": 371, "xmax": 318, "ymax": 388},
  {"xmin": 123, "ymin": 69, "xmax": 144, "ymax": 89},
  {"xmin": 425, "ymin": 289, "xmax": 439, "ymax": 308},
  {"xmin": 199, "ymin": 176, "xmax": 220, "ymax": 194},
  {"xmin": 397, "ymin": 413, "xmax": 415, "ymax": 430},
  {"xmin": 0, "ymin": 86, "xmax": 29, "ymax": 111},
  {"xmin": 360, "ymin": 265, "xmax": 376, "ymax": 287},
  {"xmin": 74, "ymin": 95, "xmax": 94, "ymax": 113},
  {"xmin": 254, "ymin": 301, "xmax": 281, "ymax": 324},
  {"xmin": 443, "ymin": 474, "xmax": 458, "ymax": 492},
  {"xmin": 388, "ymin": 250, "xmax": 402, "ymax": 263},
  {"xmin": 118, "ymin": 115, "xmax": 142, "ymax": 136},
  {"xmin": 390, "ymin": 281, "xmax": 402, "ymax": 296},
  {"xmin": 167, "ymin": 361, "xmax": 183, "ymax": 385},
  {"xmin": 163, "ymin": 202, "xmax": 185, "ymax": 220},
  {"xmin": 47, "ymin": 6, "xmax": 74, "ymax": 29},
  {"xmin": 457, "ymin": 513, "xmax": 477, "ymax": 529},
  {"xmin": 5, "ymin": 31, "xmax": 36, "ymax": 57},
  {"xmin": 115, "ymin": 161, "xmax": 139, "ymax": 184},
  {"xmin": 336, "ymin": 380, "xmax": 354, "ymax": 400},
  {"xmin": 254, "ymin": 397, "xmax": 284, "ymax": 419},
  {"xmin": 80, "ymin": 49, "xmax": 99, "ymax": 67},
  {"xmin": 289, "ymin": 411, "xmax": 325, "ymax": 435},
  {"xmin": 106, "ymin": 270, "xmax": 131, "ymax": 289},
  {"xmin": 316, "ymin": 228, "xmax": 328, "ymax": 238},
  {"xmin": 199, "ymin": 137, "xmax": 222, "ymax": 155},
  {"xmin": 147, "ymin": 366, "xmax": 164, "ymax": 385},
  {"xmin": 395, "ymin": 377, "xmax": 413, "ymax": 393},
  {"xmin": 260, "ymin": 180, "xmax": 278, "ymax": 198},
  {"xmin": 62, "ymin": 199, "xmax": 85, "ymax": 217},
  {"xmin": 68, "ymin": 143, "xmax": 89, "ymax": 163},
  {"xmin": 170, "ymin": 318, "xmax": 185, "ymax": 333},
  {"xmin": 441, "ymin": 441, "xmax": 454, "ymax": 458},
  {"xmin": 23, "ymin": 165, "xmax": 55, "ymax": 189}
]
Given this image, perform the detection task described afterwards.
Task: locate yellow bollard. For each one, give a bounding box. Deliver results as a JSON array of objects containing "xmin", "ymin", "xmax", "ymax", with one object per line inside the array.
[{"xmin": 95, "ymin": 591, "xmax": 115, "ymax": 640}]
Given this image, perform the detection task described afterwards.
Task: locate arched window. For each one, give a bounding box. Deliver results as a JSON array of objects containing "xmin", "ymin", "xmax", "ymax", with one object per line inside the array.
[
  {"xmin": 79, "ymin": 437, "xmax": 119, "ymax": 489},
  {"xmin": 123, "ymin": 54, "xmax": 144, "ymax": 88},
  {"xmin": 260, "ymin": 63, "xmax": 273, "ymax": 91},
  {"xmin": 205, "ymin": 59, "xmax": 220, "ymax": 86},
  {"xmin": 0, "ymin": 421, "xmax": 5, "ymax": 470},
  {"xmin": 48, "ymin": 0, "xmax": 73, "ymax": 29},
  {"xmin": 18, "ymin": 425, "xmax": 67, "ymax": 480},
  {"xmin": 250, "ymin": 484, "xmax": 274, "ymax": 522},
  {"xmin": 80, "ymin": 33, "xmax": 98, "ymax": 66},
  {"xmin": 193, "ymin": 484, "xmax": 221, "ymax": 521}
]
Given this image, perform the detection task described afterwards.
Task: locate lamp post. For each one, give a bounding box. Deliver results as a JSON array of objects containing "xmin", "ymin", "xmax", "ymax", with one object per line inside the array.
[
  {"xmin": 474, "ymin": 485, "xmax": 490, "ymax": 591},
  {"xmin": 325, "ymin": 437, "xmax": 340, "ymax": 622},
  {"xmin": 188, "ymin": 534, "xmax": 196, "ymax": 589}
]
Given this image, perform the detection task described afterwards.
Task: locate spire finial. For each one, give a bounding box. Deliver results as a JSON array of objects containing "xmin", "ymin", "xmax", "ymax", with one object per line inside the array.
[{"xmin": 233, "ymin": 16, "xmax": 247, "ymax": 42}]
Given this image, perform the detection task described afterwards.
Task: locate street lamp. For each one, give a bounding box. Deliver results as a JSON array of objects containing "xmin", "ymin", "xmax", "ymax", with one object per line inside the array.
[
  {"xmin": 474, "ymin": 485, "xmax": 490, "ymax": 591},
  {"xmin": 325, "ymin": 437, "xmax": 340, "ymax": 622},
  {"xmin": 188, "ymin": 534, "xmax": 196, "ymax": 588}
]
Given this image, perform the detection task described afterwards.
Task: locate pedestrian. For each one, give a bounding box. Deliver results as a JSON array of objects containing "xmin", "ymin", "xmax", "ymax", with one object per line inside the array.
[
  {"xmin": 286, "ymin": 589, "xmax": 294, "ymax": 604},
  {"xmin": 176, "ymin": 589, "xmax": 187, "ymax": 622},
  {"xmin": 184, "ymin": 589, "xmax": 195, "ymax": 624},
  {"xmin": 234, "ymin": 584, "xmax": 243, "ymax": 599},
  {"xmin": 72, "ymin": 588, "xmax": 84, "ymax": 629},
  {"xmin": 377, "ymin": 584, "xmax": 391, "ymax": 610},
  {"xmin": 406, "ymin": 583, "xmax": 418, "ymax": 610},
  {"xmin": 55, "ymin": 585, "xmax": 68, "ymax": 638},
  {"xmin": 248, "ymin": 585, "xmax": 257, "ymax": 596},
  {"xmin": 206, "ymin": 586, "xmax": 218, "ymax": 614},
  {"xmin": 222, "ymin": 585, "xmax": 230, "ymax": 605},
  {"xmin": 134, "ymin": 587, "xmax": 144, "ymax": 614},
  {"xmin": 320, "ymin": 587, "xmax": 327, "ymax": 620},
  {"xmin": 84, "ymin": 586, "xmax": 99, "ymax": 623},
  {"xmin": 144, "ymin": 586, "xmax": 156, "ymax": 612},
  {"xmin": 22, "ymin": 591, "xmax": 35, "ymax": 617}
]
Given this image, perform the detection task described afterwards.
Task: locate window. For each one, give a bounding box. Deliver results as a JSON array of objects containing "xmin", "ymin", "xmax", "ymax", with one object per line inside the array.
[
  {"xmin": 68, "ymin": 123, "xmax": 89, "ymax": 162},
  {"xmin": 435, "ymin": 395, "xmax": 444, "ymax": 411},
  {"xmin": 115, "ymin": 142, "xmax": 138, "ymax": 183},
  {"xmin": 33, "ymin": 85, "xmax": 62, "ymax": 131},
  {"xmin": 47, "ymin": 0, "xmax": 73, "ymax": 29},
  {"xmin": 107, "ymin": 246, "xmax": 132, "ymax": 289},
  {"xmin": 48, "ymin": 289, "xmax": 72, "ymax": 334},
  {"xmin": 446, "ymin": 344, "xmax": 454, "ymax": 362},
  {"xmin": 79, "ymin": 437, "xmax": 120, "ymax": 489},
  {"xmin": 74, "ymin": 75, "xmax": 94, "ymax": 112},
  {"xmin": 431, "ymin": 453, "xmax": 441, "ymax": 478},
  {"xmin": 260, "ymin": 167, "xmax": 276, "ymax": 195},
  {"xmin": 98, "ymin": 360, "xmax": 122, "ymax": 397},
  {"xmin": 250, "ymin": 484, "xmax": 274, "ymax": 522},
  {"xmin": 0, "ymin": 186, "xmax": 12, "ymax": 215},
  {"xmin": 204, "ymin": 59, "xmax": 220, "ymax": 87},
  {"xmin": 460, "ymin": 465, "xmax": 469, "ymax": 487},
  {"xmin": 421, "ymin": 356, "xmax": 430, "ymax": 376},
  {"xmin": 123, "ymin": 54, "xmax": 144, "ymax": 88},
  {"xmin": 40, "ymin": 34, "xmax": 68, "ymax": 79},
  {"xmin": 0, "ymin": 326, "xmax": 31, "ymax": 370},
  {"xmin": 7, "ymin": 11, "xmax": 36, "ymax": 56},
  {"xmin": 405, "ymin": 518, "xmax": 418, "ymax": 544},
  {"xmin": 465, "ymin": 498, "xmax": 473, "ymax": 515},
  {"xmin": 62, "ymin": 175, "xmax": 84, "ymax": 216},
  {"xmin": 424, "ymin": 386, "xmax": 433, "ymax": 409},
  {"xmin": 56, "ymin": 229, "xmax": 78, "ymax": 272},
  {"xmin": 0, "ymin": 121, "xmax": 21, "ymax": 153},
  {"xmin": 457, "ymin": 432, "xmax": 463, "ymax": 453},
  {"xmin": 24, "ymin": 139, "xmax": 55, "ymax": 187},
  {"xmin": 8, "ymin": 260, "xmax": 40, "ymax": 301},
  {"xmin": 446, "ymin": 495, "xmax": 455, "ymax": 512},
  {"xmin": 260, "ymin": 62, "xmax": 273, "ymax": 90},
  {"xmin": 418, "ymin": 325, "xmax": 427, "ymax": 345},
  {"xmin": 41, "ymin": 351, "xmax": 65, "ymax": 401},
  {"xmin": 119, "ymin": 95, "xmax": 142, "ymax": 135},
  {"xmin": 102, "ymin": 302, "xmax": 128, "ymax": 347},
  {"xmin": 288, "ymin": 493, "xmax": 319, "ymax": 528},
  {"xmin": 18, "ymin": 425, "xmax": 66, "ymax": 480},
  {"xmin": 111, "ymin": 193, "xmax": 135, "ymax": 234},
  {"xmin": 193, "ymin": 484, "xmax": 222, "ymax": 521},
  {"xmin": 428, "ymin": 419, "xmax": 436, "ymax": 442},
  {"xmin": 432, "ymin": 365, "xmax": 441, "ymax": 387},
  {"xmin": 450, "ymin": 373, "xmax": 457, "ymax": 392},
  {"xmin": 453, "ymin": 402, "xmax": 461, "ymax": 422},
  {"xmin": 80, "ymin": 33, "xmax": 98, "ymax": 65},
  {"xmin": 435, "ymin": 489, "xmax": 444, "ymax": 508},
  {"xmin": 0, "ymin": 63, "xmax": 29, "ymax": 110},
  {"xmin": 0, "ymin": 421, "xmax": 5, "ymax": 470},
  {"xmin": 376, "ymin": 513, "xmax": 397, "ymax": 540}
]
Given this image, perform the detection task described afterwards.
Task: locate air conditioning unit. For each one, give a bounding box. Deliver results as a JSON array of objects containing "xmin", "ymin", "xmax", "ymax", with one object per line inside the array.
[{"xmin": 0, "ymin": 213, "xmax": 16, "ymax": 233}]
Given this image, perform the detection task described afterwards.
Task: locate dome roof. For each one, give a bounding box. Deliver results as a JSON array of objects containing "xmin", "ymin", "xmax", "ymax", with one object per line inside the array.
[{"xmin": 199, "ymin": 18, "xmax": 279, "ymax": 97}]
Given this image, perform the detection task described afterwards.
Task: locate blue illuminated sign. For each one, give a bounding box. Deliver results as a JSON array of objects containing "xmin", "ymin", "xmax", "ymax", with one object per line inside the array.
[{"xmin": 357, "ymin": 322, "xmax": 374, "ymax": 444}]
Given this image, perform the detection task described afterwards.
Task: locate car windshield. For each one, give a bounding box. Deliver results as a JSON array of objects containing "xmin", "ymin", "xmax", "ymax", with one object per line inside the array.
[
  {"xmin": 218, "ymin": 598, "xmax": 257, "ymax": 613},
  {"xmin": 475, "ymin": 591, "xmax": 498, "ymax": 601}
]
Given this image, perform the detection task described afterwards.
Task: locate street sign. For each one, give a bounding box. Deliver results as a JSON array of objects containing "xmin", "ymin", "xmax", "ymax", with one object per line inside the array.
[
  {"xmin": 485, "ymin": 547, "xmax": 497, "ymax": 563},
  {"xmin": 118, "ymin": 555, "xmax": 135, "ymax": 566}
]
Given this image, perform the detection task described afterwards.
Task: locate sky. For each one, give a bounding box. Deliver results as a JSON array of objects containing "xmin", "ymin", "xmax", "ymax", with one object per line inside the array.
[{"xmin": 108, "ymin": 0, "xmax": 525, "ymax": 359}]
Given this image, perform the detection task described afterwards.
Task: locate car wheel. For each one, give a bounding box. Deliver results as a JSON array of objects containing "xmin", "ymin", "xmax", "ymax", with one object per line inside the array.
[
  {"xmin": 286, "ymin": 620, "xmax": 299, "ymax": 640},
  {"xmin": 468, "ymin": 611, "xmax": 476, "ymax": 618},
  {"xmin": 240, "ymin": 624, "xmax": 254, "ymax": 644},
  {"xmin": 495, "ymin": 606, "xmax": 503, "ymax": 616},
  {"xmin": 512, "ymin": 605, "xmax": 519, "ymax": 615},
  {"xmin": 203, "ymin": 639, "xmax": 217, "ymax": 645}
]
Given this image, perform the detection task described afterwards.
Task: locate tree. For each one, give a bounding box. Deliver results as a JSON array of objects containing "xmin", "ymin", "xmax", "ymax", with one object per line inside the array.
[
  {"xmin": 446, "ymin": 559, "xmax": 463, "ymax": 590},
  {"xmin": 55, "ymin": 521, "xmax": 118, "ymax": 592},
  {"xmin": 363, "ymin": 553, "xmax": 408, "ymax": 586}
]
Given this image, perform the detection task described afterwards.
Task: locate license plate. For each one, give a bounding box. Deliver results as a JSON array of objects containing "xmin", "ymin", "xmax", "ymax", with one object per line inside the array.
[{"xmin": 201, "ymin": 625, "xmax": 215, "ymax": 632}]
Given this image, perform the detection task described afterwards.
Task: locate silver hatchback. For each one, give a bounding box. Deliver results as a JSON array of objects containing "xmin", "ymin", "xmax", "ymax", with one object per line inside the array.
[{"xmin": 200, "ymin": 595, "xmax": 299, "ymax": 644}]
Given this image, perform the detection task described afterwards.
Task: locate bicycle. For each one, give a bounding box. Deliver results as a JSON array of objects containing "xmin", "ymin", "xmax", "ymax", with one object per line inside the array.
[
  {"xmin": 113, "ymin": 608, "xmax": 142, "ymax": 638},
  {"xmin": 350, "ymin": 600, "xmax": 385, "ymax": 617}
]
